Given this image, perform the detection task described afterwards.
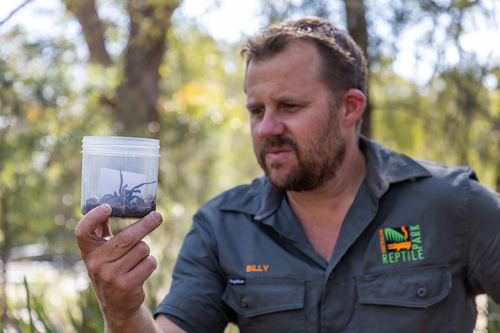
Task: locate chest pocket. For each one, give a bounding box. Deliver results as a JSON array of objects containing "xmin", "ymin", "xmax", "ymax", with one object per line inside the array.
[
  {"xmin": 355, "ymin": 265, "xmax": 451, "ymax": 332},
  {"xmin": 221, "ymin": 279, "xmax": 305, "ymax": 333}
]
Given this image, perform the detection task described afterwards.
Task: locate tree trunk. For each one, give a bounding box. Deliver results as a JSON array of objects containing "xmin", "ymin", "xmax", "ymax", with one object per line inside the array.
[
  {"xmin": 115, "ymin": 1, "xmax": 177, "ymax": 135},
  {"xmin": 344, "ymin": 0, "xmax": 372, "ymax": 138},
  {"xmin": 62, "ymin": 0, "xmax": 111, "ymax": 65},
  {"xmin": 64, "ymin": 0, "xmax": 180, "ymax": 136}
]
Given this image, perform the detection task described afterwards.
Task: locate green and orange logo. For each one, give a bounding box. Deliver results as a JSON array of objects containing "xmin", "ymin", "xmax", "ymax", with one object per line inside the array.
[{"xmin": 379, "ymin": 225, "xmax": 424, "ymax": 264}]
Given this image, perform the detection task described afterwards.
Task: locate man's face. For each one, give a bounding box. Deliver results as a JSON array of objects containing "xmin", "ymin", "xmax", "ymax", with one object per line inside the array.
[{"xmin": 245, "ymin": 41, "xmax": 346, "ymax": 192}]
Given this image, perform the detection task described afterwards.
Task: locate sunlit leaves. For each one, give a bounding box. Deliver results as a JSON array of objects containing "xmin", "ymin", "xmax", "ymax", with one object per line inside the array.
[{"xmin": 0, "ymin": 25, "xmax": 101, "ymax": 260}]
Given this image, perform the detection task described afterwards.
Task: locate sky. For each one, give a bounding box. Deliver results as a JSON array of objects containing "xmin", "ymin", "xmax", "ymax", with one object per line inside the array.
[
  {"xmin": 0, "ymin": 0, "xmax": 499, "ymax": 88},
  {"xmin": 0, "ymin": 0, "xmax": 265, "ymax": 43}
]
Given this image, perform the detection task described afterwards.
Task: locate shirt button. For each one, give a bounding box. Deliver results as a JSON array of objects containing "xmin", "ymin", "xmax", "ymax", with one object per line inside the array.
[
  {"xmin": 240, "ymin": 298, "xmax": 248, "ymax": 308},
  {"xmin": 417, "ymin": 288, "xmax": 427, "ymax": 298}
]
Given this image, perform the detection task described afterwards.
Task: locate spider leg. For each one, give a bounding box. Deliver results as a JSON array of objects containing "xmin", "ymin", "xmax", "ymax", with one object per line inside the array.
[
  {"xmin": 121, "ymin": 185, "xmax": 128, "ymax": 199},
  {"xmin": 119, "ymin": 168, "xmax": 124, "ymax": 196},
  {"xmin": 129, "ymin": 181, "xmax": 156, "ymax": 193},
  {"xmin": 102, "ymin": 194, "xmax": 113, "ymax": 201}
]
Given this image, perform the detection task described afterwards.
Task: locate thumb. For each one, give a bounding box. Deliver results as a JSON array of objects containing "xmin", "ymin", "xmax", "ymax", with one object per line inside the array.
[{"xmin": 75, "ymin": 204, "xmax": 112, "ymax": 254}]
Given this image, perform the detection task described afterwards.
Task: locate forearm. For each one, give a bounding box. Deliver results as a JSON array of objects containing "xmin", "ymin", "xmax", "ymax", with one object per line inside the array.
[{"xmin": 104, "ymin": 306, "xmax": 186, "ymax": 333}]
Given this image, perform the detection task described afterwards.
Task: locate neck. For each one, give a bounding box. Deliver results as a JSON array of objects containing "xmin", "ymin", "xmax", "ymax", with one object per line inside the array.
[{"xmin": 285, "ymin": 134, "xmax": 366, "ymax": 262}]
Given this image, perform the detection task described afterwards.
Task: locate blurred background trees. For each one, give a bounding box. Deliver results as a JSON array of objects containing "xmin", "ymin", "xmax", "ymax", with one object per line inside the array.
[{"xmin": 0, "ymin": 0, "xmax": 499, "ymax": 331}]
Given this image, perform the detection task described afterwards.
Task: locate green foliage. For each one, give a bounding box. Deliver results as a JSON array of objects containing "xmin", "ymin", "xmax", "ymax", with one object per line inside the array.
[
  {"xmin": 68, "ymin": 287, "xmax": 105, "ymax": 333},
  {"xmin": 23, "ymin": 276, "xmax": 57, "ymax": 333},
  {"xmin": 372, "ymin": 59, "xmax": 500, "ymax": 189},
  {"xmin": 2, "ymin": 277, "xmax": 58, "ymax": 332},
  {"xmin": 2, "ymin": 277, "xmax": 104, "ymax": 332},
  {"xmin": 488, "ymin": 298, "xmax": 500, "ymax": 333},
  {"xmin": 0, "ymin": 29, "xmax": 93, "ymax": 260}
]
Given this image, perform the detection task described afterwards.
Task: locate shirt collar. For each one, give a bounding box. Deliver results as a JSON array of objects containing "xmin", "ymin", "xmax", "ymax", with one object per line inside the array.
[
  {"xmin": 217, "ymin": 177, "xmax": 281, "ymax": 218},
  {"xmin": 360, "ymin": 135, "xmax": 432, "ymax": 198},
  {"xmin": 218, "ymin": 135, "xmax": 432, "ymax": 218}
]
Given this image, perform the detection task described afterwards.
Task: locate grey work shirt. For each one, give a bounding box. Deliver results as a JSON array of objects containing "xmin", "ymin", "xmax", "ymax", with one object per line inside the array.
[{"xmin": 155, "ymin": 136, "xmax": 500, "ymax": 332}]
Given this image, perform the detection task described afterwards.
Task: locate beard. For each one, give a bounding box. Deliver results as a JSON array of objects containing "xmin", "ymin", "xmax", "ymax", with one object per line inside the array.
[{"xmin": 257, "ymin": 111, "xmax": 346, "ymax": 192}]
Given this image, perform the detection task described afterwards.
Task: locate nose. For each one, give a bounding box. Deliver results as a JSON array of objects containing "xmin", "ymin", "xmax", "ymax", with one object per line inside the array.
[{"xmin": 256, "ymin": 109, "xmax": 285, "ymax": 138}]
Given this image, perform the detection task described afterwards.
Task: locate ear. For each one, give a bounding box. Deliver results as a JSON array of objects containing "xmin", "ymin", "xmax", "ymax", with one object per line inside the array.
[{"xmin": 341, "ymin": 89, "xmax": 366, "ymax": 128}]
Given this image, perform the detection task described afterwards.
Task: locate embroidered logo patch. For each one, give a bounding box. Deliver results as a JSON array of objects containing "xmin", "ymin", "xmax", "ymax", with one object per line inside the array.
[
  {"xmin": 228, "ymin": 278, "xmax": 246, "ymax": 285},
  {"xmin": 378, "ymin": 225, "xmax": 424, "ymax": 264}
]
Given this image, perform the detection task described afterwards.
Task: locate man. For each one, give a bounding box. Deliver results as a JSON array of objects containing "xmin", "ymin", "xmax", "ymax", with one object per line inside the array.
[{"xmin": 75, "ymin": 17, "xmax": 500, "ymax": 332}]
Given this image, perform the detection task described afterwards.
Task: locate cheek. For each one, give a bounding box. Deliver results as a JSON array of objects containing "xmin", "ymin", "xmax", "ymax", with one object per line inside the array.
[
  {"xmin": 252, "ymin": 140, "xmax": 263, "ymax": 157},
  {"xmin": 250, "ymin": 117, "xmax": 261, "ymax": 135},
  {"xmin": 250, "ymin": 123, "xmax": 260, "ymax": 143},
  {"xmin": 250, "ymin": 131, "xmax": 261, "ymax": 153}
]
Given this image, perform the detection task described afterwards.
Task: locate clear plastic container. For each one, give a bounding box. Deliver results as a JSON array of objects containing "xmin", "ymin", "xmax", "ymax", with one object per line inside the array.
[{"xmin": 81, "ymin": 136, "xmax": 160, "ymax": 219}]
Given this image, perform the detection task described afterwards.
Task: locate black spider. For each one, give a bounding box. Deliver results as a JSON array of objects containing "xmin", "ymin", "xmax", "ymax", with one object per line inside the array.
[
  {"xmin": 102, "ymin": 168, "xmax": 156, "ymax": 205},
  {"xmin": 83, "ymin": 169, "xmax": 157, "ymax": 217}
]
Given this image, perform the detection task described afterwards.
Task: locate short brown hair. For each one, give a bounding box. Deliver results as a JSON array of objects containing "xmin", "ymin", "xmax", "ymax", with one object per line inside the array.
[{"xmin": 242, "ymin": 16, "xmax": 368, "ymax": 107}]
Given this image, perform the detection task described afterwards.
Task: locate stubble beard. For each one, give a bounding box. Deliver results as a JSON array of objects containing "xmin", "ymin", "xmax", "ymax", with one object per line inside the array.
[{"xmin": 257, "ymin": 112, "xmax": 346, "ymax": 192}]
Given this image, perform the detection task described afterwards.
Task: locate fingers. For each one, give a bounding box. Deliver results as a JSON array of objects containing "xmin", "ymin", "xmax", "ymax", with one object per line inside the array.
[
  {"xmin": 127, "ymin": 255, "xmax": 157, "ymax": 286},
  {"xmin": 118, "ymin": 241, "xmax": 151, "ymax": 273},
  {"xmin": 100, "ymin": 245, "xmax": 157, "ymax": 292},
  {"xmin": 75, "ymin": 204, "xmax": 112, "ymax": 254},
  {"xmin": 96, "ymin": 211, "xmax": 163, "ymax": 262}
]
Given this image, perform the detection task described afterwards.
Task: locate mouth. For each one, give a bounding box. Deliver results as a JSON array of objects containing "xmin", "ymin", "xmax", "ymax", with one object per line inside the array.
[
  {"xmin": 266, "ymin": 149, "xmax": 291, "ymax": 157},
  {"xmin": 258, "ymin": 137, "xmax": 298, "ymax": 167},
  {"xmin": 262, "ymin": 147, "xmax": 294, "ymax": 164}
]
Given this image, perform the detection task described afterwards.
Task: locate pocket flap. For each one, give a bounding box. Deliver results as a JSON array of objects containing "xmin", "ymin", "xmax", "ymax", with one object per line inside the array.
[
  {"xmin": 222, "ymin": 279, "xmax": 305, "ymax": 318},
  {"xmin": 356, "ymin": 266, "xmax": 451, "ymax": 308}
]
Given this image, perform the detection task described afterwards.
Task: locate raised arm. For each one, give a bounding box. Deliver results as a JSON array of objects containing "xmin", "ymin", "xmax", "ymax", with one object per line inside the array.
[{"xmin": 75, "ymin": 204, "xmax": 186, "ymax": 333}]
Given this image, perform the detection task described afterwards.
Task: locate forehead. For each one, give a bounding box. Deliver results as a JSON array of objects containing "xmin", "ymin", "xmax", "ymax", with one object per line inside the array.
[{"xmin": 245, "ymin": 40, "xmax": 324, "ymax": 95}]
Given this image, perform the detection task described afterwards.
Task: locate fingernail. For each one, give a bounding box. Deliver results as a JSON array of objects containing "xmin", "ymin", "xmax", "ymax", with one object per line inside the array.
[
  {"xmin": 99, "ymin": 204, "xmax": 111, "ymax": 214},
  {"xmin": 152, "ymin": 211, "xmax": 162, "ymax": 223}
]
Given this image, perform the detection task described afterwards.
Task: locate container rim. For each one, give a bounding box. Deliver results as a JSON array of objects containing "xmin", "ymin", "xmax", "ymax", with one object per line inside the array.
[
  {"xmin": 82, "ymin": 136, "xmax": 160, "ymax": 147},
  {"xmin": 80, "ymin": 151, "xmax": 161, "ymax": 157},
  {"xmin": 82, "ymin": 136, "xmax": 160, "ymax": 156}
]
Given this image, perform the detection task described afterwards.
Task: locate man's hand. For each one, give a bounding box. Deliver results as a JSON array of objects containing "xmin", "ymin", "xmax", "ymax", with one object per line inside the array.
[{"xmin": 75, "ymin": 204, "xmax": 163, "ymax": 331}]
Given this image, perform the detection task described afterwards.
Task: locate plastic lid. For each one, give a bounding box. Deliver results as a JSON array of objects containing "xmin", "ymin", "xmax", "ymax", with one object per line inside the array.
[{"xmin": 82, "ymin": 136, "xmax": 160, "ymax": 156}]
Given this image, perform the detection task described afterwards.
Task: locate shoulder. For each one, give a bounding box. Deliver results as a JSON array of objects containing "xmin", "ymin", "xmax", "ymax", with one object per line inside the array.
[
  {"xmin": 398, "ymin": 157, "xmax": 481, "ymax": 202},
  {"xmin": 413, "ymin": 158, "xmax": 477, "ymax": 181},
  {"xmin": 394, "ymin": 157, "xmax": 495, "ymax": 217},
  {"xmin": 361, "ymin": 136, "xmax": 478, "ymax": 194}
]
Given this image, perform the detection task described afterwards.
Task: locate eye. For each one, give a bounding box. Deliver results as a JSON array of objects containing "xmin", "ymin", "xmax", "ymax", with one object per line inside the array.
[
  {"xmin": 282, "ymin": 104, "xmax": 299, "ymax": 111},
  {"xmin": 249, "ymin": 107, "xmax": 264, "ymax": 116}
]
